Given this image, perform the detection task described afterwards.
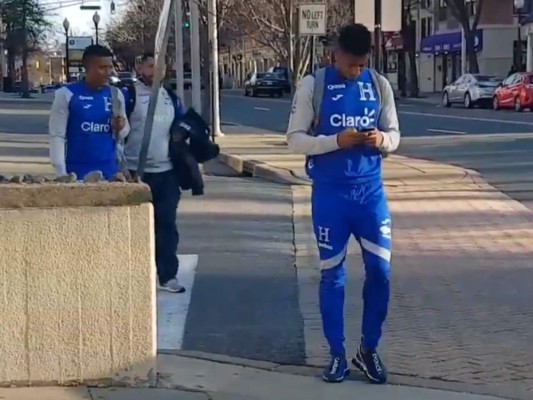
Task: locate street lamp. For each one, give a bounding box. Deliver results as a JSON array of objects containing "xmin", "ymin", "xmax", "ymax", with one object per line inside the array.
[
  {"xmin": 515, "ymin": 0, "xmax": 526, "ymax": 71},
  {"xmin": 92, "ymin": 12, "xmax": 100, "ymax": 45},
  {"xmin": 63, "ymin": 18, "xmax": 70, "ymax": 82}
]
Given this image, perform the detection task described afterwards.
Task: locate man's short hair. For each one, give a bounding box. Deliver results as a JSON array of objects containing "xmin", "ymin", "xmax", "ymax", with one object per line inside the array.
[
  {"xmin": 337, "ymin": 23, "xmax": 372, "ymax": 57},
  {"xmin": 82, "ymin": 44, "xmax": 113, "ymax": 64},
  {"xmin": 140, "ymin": 52, "xmax": 154, "ymax": 63}
]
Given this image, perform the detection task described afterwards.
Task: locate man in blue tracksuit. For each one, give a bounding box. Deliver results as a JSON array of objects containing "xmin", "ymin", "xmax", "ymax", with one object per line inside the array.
[
  {"xmin": 287, "ymin": 24, "xmax": 400, "ymax": 384},
  {"xmin": 49, "ymin": 45, "xmax": 129, "ymax": 179}
]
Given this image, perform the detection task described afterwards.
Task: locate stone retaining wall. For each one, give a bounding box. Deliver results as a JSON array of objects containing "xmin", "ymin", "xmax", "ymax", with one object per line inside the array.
[{"xmin": 0, "ymin": 180, "xmax": 157, "ymax": 386}]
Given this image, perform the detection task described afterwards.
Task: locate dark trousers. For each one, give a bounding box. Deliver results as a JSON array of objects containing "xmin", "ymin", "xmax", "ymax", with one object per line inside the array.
[{"xmin": 133, "ymin": 170, "xmax": 181, "ymax": 284}]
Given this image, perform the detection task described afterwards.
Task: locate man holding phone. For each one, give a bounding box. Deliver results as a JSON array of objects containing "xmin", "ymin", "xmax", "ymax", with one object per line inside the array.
[{"xmin": 286, "ymin": 24, "xmax": 400, "ymax": 385}]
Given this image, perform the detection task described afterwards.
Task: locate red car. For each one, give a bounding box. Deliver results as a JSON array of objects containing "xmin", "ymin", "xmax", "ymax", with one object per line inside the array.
[{"xmin": 493, "ymin": 72, "xmax": 533, "ymax": 112}]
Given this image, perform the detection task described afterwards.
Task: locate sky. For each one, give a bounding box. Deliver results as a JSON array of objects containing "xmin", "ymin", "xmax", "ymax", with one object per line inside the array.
[{"xmin": 46, "ymin": 0, "xmax": 120, "ymax": 44}]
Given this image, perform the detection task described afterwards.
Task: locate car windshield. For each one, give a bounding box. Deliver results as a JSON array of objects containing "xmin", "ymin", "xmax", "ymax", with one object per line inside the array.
[
  {"xmin": 257, "ymin": 73, "xmax": 278, "ymax": 79},
  {"xmin": 118, "ymin": 72, "xmax": 132, "ymax": 79},
  {"xmin": 475, "ymin": 75, "xmax": 500, "ymax": 82}
]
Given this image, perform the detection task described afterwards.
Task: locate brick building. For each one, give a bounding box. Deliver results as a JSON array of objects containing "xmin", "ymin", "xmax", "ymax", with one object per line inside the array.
[{"xmin": 385, "ymin": 0, "xmax": 521, "ymax": 92}]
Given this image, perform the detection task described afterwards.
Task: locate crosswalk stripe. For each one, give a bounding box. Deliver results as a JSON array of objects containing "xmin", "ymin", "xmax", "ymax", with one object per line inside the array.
[{"xmin": 157, "ymin": 254, "xmax": 199, "ymax": 351}]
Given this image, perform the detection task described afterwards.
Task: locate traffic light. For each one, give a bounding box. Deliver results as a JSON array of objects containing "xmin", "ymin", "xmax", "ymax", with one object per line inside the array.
[{"xmin": 183, "ymin": 20, "xmax": 190, "ymax": 28}]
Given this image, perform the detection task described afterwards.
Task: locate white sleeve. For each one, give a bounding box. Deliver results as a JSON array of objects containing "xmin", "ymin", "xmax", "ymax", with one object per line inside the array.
[
  {"xmin": 377, "ymin": 76, "xmax": 401, "ymax": 154},
  {"xmin": 48, "ymin": 87, "xmax": 72, "ymax": 176},
  {"xmin": 116, "ymin": 89, "xmax": 130, "ymax": 140},
  {"xmin": 286, "ymin": 75, "xmax": 339, "ymax": 156}
]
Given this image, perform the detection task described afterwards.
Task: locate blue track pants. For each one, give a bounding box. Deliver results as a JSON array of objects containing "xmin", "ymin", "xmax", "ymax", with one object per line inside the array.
[{"xmin": 311, "ymin": 180, "xmax": 391, "ymax": 357}]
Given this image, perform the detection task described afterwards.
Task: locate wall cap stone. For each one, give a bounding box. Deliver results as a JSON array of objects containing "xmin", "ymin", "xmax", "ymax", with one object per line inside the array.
[{"xmin": 0, "ymin": 182, "xmax": 152, "ymax": 209}]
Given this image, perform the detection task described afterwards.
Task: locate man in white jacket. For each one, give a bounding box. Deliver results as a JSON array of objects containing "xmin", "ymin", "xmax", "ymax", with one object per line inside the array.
[{"xmin": 124, "ymin": 53, "xmax": 187, "ymax": 293}]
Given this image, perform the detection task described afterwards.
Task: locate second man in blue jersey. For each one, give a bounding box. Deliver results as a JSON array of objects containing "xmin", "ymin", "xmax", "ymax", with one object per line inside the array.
[
  {"xmin": 49, "ymin": 45, "xmax": 129, "ymax": 180},
  {"xmin": 287, "ymin": 24, "xmax": 401, "ymax": 385}
]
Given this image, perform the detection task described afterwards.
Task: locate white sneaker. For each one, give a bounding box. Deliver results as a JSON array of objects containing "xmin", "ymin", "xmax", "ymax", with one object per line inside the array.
[{"xmin": 158, "ymin": 278, "xmax": 185, "ymax": 293}]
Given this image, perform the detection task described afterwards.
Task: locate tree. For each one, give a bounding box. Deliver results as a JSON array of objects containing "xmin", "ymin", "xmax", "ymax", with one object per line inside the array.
[
  {"xmin": 223, "ymin": 0, "xmax": 355, "ymax": 84},
  {"xmin": 445, "ymin": 0, "xmax": 486, "ymax": 73},
  {"xmin": 1, "ymin": 0, "xmax": 50, "ymax": 96},
  {"xmin": 400, "ymin": 0, "xmax": 419, "ymax": 97},
  {"xmin": 105, "ymin": 0, "xmax": 236, "ymax": 118}
]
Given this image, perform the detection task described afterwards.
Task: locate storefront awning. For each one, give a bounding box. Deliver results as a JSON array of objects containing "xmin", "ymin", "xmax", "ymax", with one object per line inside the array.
[{"xmin": 420, "ymin": 30, "xmax": 483, "ymax": 54}]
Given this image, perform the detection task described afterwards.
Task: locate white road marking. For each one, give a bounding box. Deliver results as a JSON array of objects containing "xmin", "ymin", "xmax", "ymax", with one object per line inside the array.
[
  {"xmin": 400, "ymin": 110, "xmax": 533, "ymax": 126},
  {"xmin": 403, "ymin": 132, "xmax": 533, "ymax": 141},
  {"xmin": 157, "ymin": 254, "xmax": 199, "ymax": 351},
  {"xmin": 222, "ymin": 92, "xmax": 533, "ymax": 126},
  {"xmin": 254, "ymin": 107, "xmax": 270, "ymax": 111},
  {"xmin": 427, "ymin": 128, "xmax": 467, "ymax": 134},
  {"xmin": 0, "ymin": 109, "xmax": 49, "ymax": 115}
]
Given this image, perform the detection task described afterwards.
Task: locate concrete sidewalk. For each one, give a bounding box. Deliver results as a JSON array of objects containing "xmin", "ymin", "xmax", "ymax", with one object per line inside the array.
[
  {"xmin": 0, "ymin": 354, "xmax": 507, "ymax": 399},
  {"xmin": 216, "ymin": 134, "xmax": 474, "ymax": 186}
]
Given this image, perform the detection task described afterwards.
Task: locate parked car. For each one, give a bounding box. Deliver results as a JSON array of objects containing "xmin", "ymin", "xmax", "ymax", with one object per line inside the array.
[
  {"xmin": 41, "ymin": 83, "xmax": 62, "ymax": 93},
  {"xmin": 118, "ymin": 71, "xmax": 137, "ymax": 86},
  {"xmin": 169, "ymin": 72, "xmax": 204, "ymax": 90},
  {"xmin": 268, "ymin": 66, "xmax": 291, "ymax": 93},
  {"xmin": 493, "ymin": 72, "xmax": 533, "ymax": 112},
  {"xmin": 244, "ymin": 72, "xmax": 285, "ymax": 97},
  {"xmin": 442, "ymin": 74, "xmax": 501, "ymax": 109}
]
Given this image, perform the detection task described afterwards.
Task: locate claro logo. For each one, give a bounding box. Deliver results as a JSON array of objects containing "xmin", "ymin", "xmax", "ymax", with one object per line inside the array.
[
  {"xmin": 81, "ymin": 122, "xmax": 111, "ymax": 133},
  {"xmin": 329, "ymin": 108, "xmax": 376, "ymax": 129}
]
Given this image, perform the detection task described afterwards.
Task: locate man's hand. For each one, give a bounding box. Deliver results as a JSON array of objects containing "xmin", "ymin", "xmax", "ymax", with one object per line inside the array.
[
  {"xmin": 364, "ymin": 129, "xmax": 385, "ymax": 148},
  {"xmin": 336, "ymin": 128, "xmax": 368, "ymax": 149},
  {"xmin": 111, "ymin": 116, "xmax": 125, "ymax": 133}
]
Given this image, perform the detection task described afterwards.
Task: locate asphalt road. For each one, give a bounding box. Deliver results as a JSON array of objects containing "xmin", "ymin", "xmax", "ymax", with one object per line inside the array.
[
  {"xmin": 2, "ymin": 91, "xmax": 533, "ymax": 207},
  {"xmin": 217, "ymin": 92, "xmax": 533, "ymax": 208}
]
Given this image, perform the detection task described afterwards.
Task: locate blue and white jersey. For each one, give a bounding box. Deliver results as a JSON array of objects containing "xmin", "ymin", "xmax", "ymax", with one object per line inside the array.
[
  {"xmin": 286, "ymin": 66, "xmax": 401, "ymax": 186},
  {"xmin": 48, "ymin": 81, "xmax": 129, "ymax": 179},
  {"xmin": 308, "ymin": 66, "xmax": 382, "ymax": 184}
]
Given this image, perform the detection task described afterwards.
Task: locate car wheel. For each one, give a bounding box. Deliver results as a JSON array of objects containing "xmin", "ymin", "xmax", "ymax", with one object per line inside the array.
[
  {"xmin": 515, "ymin": 97, "xmax": 523, "ymax": 112},
  {"xmin": 464, "ymin": 93, "xmax": 473, "ymax": 109},
  {"xmin": 442, "ymin": 92, "xmax": 451, "ymax": 107},
  {"xmin": 492, "ymin": 96, "xmax": 500, "ymax": 110}
]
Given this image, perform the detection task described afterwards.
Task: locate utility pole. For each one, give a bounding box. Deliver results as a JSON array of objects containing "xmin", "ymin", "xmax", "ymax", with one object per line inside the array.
[
  {"xmin": 288, "ymin": 0, "xmax": 294, "ymax": 83},
  {"xmin": 21, "ymin": 0, "xmax": 30, "ymax": 98},
  {"xmin": 174, "ymin": 0, "xmax": 184, "ymax": 99},
  {"xmin": 373, "ymin": 0, "xmax": 382, "ymax": 72},
  {"xmin": 208, "ymin": 0, "xmax": 222, "ymax": 138},
  {"xmin": 189, "ymin": 0, "xmax": 202, "ymax": 112},
  {"xmin": 137, "ymin": 0, "xmax": 174, "ymax": 178}
]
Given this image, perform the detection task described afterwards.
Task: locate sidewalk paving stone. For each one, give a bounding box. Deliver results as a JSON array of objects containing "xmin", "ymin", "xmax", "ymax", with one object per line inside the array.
[{"xmin": 218, "ymin": 133, "xmax": 533, "ymax": 400}]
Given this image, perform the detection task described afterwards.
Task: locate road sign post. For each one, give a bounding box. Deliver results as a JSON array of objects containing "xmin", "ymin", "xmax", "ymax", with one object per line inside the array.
[{"xmin": 298, "ymin": 2, "xmax": 326, "ymax": 74}]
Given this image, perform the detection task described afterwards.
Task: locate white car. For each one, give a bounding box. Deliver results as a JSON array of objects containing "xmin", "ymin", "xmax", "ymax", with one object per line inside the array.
[{"xmin": 442, "ymin": 74, "xmax": 501, "ymax": 109}]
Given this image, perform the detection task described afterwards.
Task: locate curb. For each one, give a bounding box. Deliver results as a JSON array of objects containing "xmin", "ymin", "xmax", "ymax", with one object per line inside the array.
[
  {"xmin": 218, "ymin": 153, "xmax": 310, "ymax": 185},
  {"xmin": 159, "ymin": 350, "xmax": 516, "ymax": 400},
  {"xmin": 218, "ymin": 152, "xmax": 487, "ymax": 188}
]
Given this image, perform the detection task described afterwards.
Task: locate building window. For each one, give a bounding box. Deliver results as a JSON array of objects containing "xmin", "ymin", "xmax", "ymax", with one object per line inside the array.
[
  {"xmin": 422, "ymin": 0, "xmax": 432, "ymax": 9},
  {"xmin": 438, "ymin": 0, "xmax": 447, "ymax": 21},
  {"xmin": 466, "ymin": 0, "xmax": 475, "ymax": 16},
  {"xmin": 420, "ymin": 17, "xmax": 433, "ymax": 39}
]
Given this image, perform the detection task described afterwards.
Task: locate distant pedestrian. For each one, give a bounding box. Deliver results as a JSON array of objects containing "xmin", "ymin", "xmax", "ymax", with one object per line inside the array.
[
  {"xmin": 48, "ymin": 44, "xmax": 129, "ymax": 180},
  {"xmin": 123, "ymin": 52, "xmax": 187, "ymax": 293},
  {"xmin": 286, "ymin": 23, "xmax": 400, "ymax": 384}
]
